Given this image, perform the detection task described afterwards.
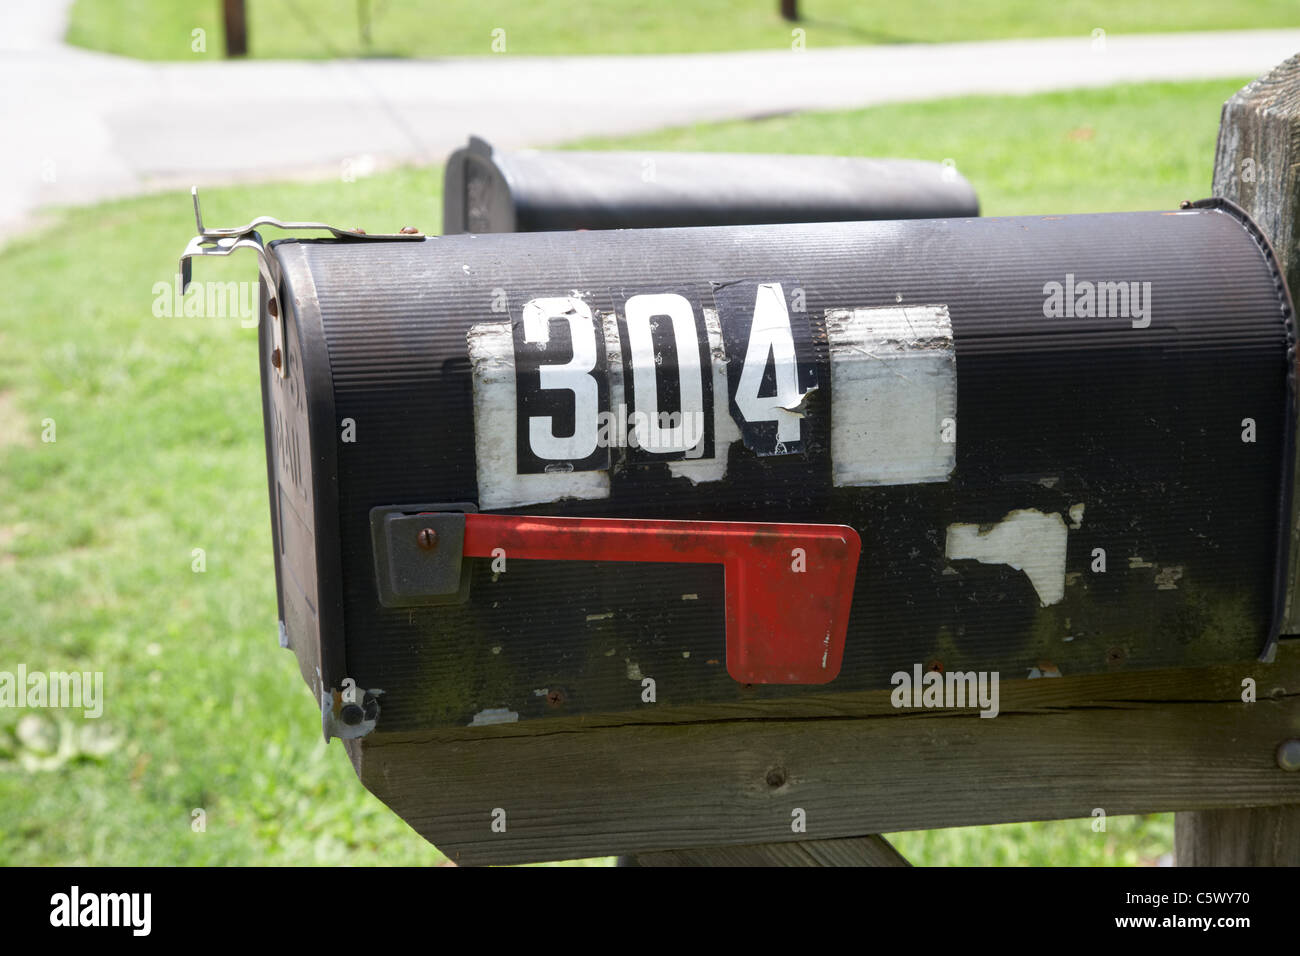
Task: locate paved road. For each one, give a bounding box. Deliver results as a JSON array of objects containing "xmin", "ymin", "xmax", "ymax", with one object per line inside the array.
[{"xmin": 1, "ymin": 0, "xmax": 1297, "ymax": 235}]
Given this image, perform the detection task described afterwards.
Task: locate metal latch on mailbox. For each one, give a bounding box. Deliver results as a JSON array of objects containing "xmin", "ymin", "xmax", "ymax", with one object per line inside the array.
[
  {"xmin": 178, "ymin": 188, "xmax": 423, "ymax": 379},
  {"xmin": 371, "ymin": 507, "xmax": 862, "ymax": 686}
]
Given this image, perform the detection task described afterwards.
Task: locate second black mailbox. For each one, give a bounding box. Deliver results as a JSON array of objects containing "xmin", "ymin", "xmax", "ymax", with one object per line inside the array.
[
  {"xmin": 443, "ymin": 135, "xmax": 981, "ymax": 233},
  {"xmin": 184, "ymin": 197, "xmax": 1295, "ymax": 740}
]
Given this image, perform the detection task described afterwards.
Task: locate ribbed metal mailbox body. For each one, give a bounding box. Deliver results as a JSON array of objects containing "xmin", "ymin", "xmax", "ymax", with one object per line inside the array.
[
  {"xmin": 443, "ymin": 136, "xmax": 980, "ymax": 233},
  {"xmin": 262, "ymin": 202, "xmax": 1295, "ymax": 739}
]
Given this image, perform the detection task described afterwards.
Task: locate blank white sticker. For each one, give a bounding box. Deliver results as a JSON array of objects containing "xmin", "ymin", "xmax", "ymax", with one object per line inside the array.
[{"xmin": 825, "ymin": 305, "xmax": 956, "ymax": 486}]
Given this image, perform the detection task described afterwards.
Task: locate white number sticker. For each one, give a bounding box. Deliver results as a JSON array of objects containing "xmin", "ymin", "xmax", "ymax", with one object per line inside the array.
[
  {"xmin": 514, "ymin": 297, "xmax": 607, "ymax": 470},
  {"xmin": 623, "ymin": 292, "xmax": 707, "ymax": 455}
]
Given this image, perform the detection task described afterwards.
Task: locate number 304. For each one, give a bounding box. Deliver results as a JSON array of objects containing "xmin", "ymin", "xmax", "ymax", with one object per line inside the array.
[{"xmin": 511, "ymin": 283, "xmax": 813, "ymax": 472}]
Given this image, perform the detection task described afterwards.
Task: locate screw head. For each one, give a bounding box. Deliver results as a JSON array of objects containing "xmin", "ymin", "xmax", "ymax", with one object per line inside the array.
[
  {"xmin": 271, "ymin": 348, "xmax": 282, "ymax": 370},
  {"xmin": 1277, "ymin": 738, "xmax": 1300, "ymax": 772},
  {"xmin": 416, "ymin": 528, "xmax": 438, "ymax": 550},
  {"xmin": 765, "ymin": 767, "xmax": 787, "ymax": 789},
  {"xmin": 340, "ymin": 703, "xmax": 364, "ymax": 726}
]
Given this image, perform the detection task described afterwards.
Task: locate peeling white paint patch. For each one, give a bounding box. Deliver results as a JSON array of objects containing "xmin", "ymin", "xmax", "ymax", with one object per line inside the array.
[
  {"xmin": 469, "ymin": 707, "xmax": 519, "ymax": 726},
  {"xmin": 586, "ymin": 611, "xmax": 614, "ymax": 622},
  {"xmin": 669, "ymin": 308, "xmax": 741, "ymax": 484},
  {"xmin": 468, "ymin": 303, "xmax": 610, "ymax": 510},
  {"xmin": 1129, "ymin": 556, "xmax": 1154, "ymax": 569},
  {"xmin": 946, "ymin": 509, "xmax": 1069, "ymax": 606},
  {"xmin": 625, "ymin": 660, "xmax": 643, "ymax": 680},
  {"xmin": 682, "ymin": 651, "xmax": 691, "ymax": 659},
  {"xmin": 1155, "ymin": 565, "xmax": 1184, "ymax": 590},
  {"xmin": 825, "ymin": 305, "xmax": 956, "ymax": 486},
  {"xmin": 1027, "ymin": 664, "xmax": 1063, "ymax": 678},
  {"xmin": 1068, "ymin": 503, "xmax": 1085, "ymax": 529},
  {"xmin": 1038, "ymin": 476, "xmax": 1060, "ymax": 489},
  {"xmin": 603, "ymin": 647, "xmax": 617, "ymax": 657},
  {"xmin": 681, "ymin": 593, "xmax": 699, "ymax": 601},
  {"xmin": 491, "ymin": 646, "xmax": 502, "ymax": 655}
]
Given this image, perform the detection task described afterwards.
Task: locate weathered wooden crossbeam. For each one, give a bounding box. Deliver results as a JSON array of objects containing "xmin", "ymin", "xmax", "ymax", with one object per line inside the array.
[{"xmin": 349, "ymin": 643, "xmax": 1300, "ymax": 865}]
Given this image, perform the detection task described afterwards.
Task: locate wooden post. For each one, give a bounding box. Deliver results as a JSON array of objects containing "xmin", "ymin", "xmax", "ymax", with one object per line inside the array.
[
  {"xmin": 1212, "ymin": 54, "xmax": 1300, "ymax": 319},
  {"xmin": 622, "ymin": 834, "xmax": 910, "ymax": 867},
  {"xmin": 1176, "ymin": 806, "xmax": 1300, "ymax": 865},
  {"xmin": 1175, "ymin": 53, "xmax": 1300, "ymax": 867},
  {"xmin": 223, "ymin": 0, "xmax": 248, "ymax": 58},
  {"xmin": 358, "ymin": 0, "xmax": 372, "ymax": 50},
  {"xmin": 780, "ymin": 0, "xmax": 799, "ymax": 23}
]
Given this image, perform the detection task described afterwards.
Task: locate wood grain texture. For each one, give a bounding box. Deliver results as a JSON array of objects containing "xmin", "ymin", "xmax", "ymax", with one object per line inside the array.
[
  {"xmin": 624, "ymin": 834, "xmax": 910, "ymax": 867},
  {"xmin": 1176, "ymin": 805, "xmax": 1300, "ymax": 865},
  {"xmin": 1213, "ymin": 52, "xmax": 1300, "ymax": 297},
  {"xmin": 347, "ymin": 644, "xmax": 1300, "ymax": 865}
]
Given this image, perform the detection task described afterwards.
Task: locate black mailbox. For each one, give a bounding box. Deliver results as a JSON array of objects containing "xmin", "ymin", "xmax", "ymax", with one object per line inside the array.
[
  {"xmin": 442, "ymin": 135, "xmax": 980, "ymax": 233},
  {"xmin": 182, "ymin": 195, "xmax": 1295, "ymax": 747}
]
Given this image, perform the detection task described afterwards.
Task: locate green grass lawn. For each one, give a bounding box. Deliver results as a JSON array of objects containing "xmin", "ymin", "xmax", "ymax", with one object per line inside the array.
[
  {"xmin": 0, "ymin": 77, "xmax": 1244, "ymax": 865},
  {"xmin": 67, "ymin": 0, "xmax": 1300, "ymax": 59}
]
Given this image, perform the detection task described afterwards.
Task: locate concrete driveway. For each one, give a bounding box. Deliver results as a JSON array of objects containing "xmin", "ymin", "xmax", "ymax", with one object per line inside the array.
[{"xmin": 2, "ymin": 0, "xmax": 1298, "ymax": 234}]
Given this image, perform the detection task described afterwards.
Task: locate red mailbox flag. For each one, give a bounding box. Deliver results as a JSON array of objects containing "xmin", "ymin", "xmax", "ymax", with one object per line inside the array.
[{"xmin": 462, "ymin": 514, "xmax": 862, "ymax": 684}]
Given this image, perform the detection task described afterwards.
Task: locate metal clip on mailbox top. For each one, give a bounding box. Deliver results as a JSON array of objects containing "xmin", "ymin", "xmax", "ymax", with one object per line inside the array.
[
  {"xmin": 372, "ymin": 507, "xmax": 863, "ymax": 685},
  {"xmin": 177, "ymin": 188, "xmax": 423, "ymax": 377}
]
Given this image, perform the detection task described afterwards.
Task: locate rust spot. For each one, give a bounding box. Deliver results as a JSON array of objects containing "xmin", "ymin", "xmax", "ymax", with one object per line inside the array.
[
  {"xmin": 1106, "ymin": 646, "xmax": 1126, "ymax": 664},
  {"xmin": 271, "ymin": 348, "xmax": 282, "ymax": 369},
  {"xmin": 927, "ymin": 659, "xmax": 944, "ymax": 674},
  {"xmin": 399, "ymin": 225, "xmax": 421, "ymax": 235},
  {"xmin": 546, "ymin": 689, "xmax": 565, "ymax": 706}
]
